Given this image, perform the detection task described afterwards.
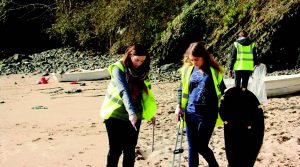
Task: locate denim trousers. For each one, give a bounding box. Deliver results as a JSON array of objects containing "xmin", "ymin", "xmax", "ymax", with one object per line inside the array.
[
  {"xmin": 105, "ymin": 117, "xmax": 141, "ymax": 167},
  {"xmin": 185, "ymin": 112, "xmax": 219, "ymax": 167}
]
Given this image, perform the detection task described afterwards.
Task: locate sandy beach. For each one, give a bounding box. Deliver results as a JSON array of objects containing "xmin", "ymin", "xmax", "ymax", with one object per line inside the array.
[{"xmin": 0, "ymin": 74, "xmax": 299, "ymax": 167}]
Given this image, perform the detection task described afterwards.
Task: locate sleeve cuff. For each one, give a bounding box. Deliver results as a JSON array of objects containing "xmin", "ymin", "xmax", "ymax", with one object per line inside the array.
[{"xmin": 128, "ymin": 110, "xmax": 135, "ymax": 116}]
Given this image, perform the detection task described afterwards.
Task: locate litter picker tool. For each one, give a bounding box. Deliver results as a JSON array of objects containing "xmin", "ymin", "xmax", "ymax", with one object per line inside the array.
[
  {"xmin": 171, "ymin": 118, "xmax": 184, "ymax": 167},
  {"xmin": 147, "ymin": 117, "xmax": 156, "ymax": 152},
  {"xmin": 152, "ymin": 121, "xmax": 155, "ymax": 152},
  {"xmin": 150, "ymin": 117, "xmax": 156, "ymax": 152}
]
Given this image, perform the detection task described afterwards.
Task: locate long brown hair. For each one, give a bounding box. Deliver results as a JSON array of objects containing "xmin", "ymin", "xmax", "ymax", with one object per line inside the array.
[
  {"xmin": 183, "ymin": 42, "xmax": 224, "ymax": 73},
  {"xmin": 121, "ymin": 43, "xmax": 150, "ymax": 98},
  {"xmin": 122, "ymin": 43, "xmax": 150, "ymax": 75}
]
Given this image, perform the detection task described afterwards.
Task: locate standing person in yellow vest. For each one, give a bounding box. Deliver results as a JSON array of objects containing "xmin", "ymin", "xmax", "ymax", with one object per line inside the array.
[
  {"xmin": 229, "ymin": 31, "xmax": 259, "ymax": 89},
  {"xmin": 175, "ymin": 42, "xmax": 226, "ymax": 167},
  {"xmin": 100, "ymin": 43, "xmax": 157, "ymax": 167}
]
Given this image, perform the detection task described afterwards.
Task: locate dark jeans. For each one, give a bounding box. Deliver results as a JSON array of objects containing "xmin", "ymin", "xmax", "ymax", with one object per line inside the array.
[
  {"xmin": 185, "ymin": 113, "xmax": 219, "ymax": 167},
  {"xmin": 105, "ymin": 117, "xmax": 141, "ymax": 167},
  {"xmin": 234, "ymin": 70, "xmax": 252, "ymax": 88}
]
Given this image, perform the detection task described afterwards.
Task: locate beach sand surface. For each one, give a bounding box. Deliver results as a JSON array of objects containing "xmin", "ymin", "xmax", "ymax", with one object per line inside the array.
[{"xmin": 0, "ymin": 74, "xmax": 299, "ymax": 167}]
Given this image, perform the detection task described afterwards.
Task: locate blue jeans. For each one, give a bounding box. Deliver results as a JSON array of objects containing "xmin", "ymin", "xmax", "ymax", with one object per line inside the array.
[
  {"xmin": 185, "ymin": 113, "xmax": 219, "ymax": 167},
  {"xmin": 105, "ymin": 117, "xmax": 141, "ymax": 167}
]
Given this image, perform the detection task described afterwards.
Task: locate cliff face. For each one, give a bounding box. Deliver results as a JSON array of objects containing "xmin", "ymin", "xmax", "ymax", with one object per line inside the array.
[
  {"xmin": 1, "ymin": 1, "xmax": 300, "ymax": 74},
  {"xmin": 255, "ymin": 4, "xmax": 300, "ymax": 72},
  {"xmin": 150, "ymin": 1, "xmax": 300, "ymax": 73}
]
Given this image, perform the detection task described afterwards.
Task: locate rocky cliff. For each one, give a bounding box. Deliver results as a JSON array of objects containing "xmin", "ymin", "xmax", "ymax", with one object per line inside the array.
[{"xmin": 150, "ymin": 1, "xmax": 300, "ymax": 73}]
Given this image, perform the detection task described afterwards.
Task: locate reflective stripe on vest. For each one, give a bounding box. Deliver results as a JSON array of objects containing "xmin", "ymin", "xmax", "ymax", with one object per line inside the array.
[
  {"xmin": 233, "ymin": 42, "xmax": 255, "ymax": 71},
  {"xmin": 100, "ymin": 61, "xmax": 157, "ymax": 121},
  {"xmin": 180, "ymin": 66, "xmax": 193, "ymax": 110},
  {"xmin": 211, "ymin": 67, "xmax": 223, "ymax": 107}
]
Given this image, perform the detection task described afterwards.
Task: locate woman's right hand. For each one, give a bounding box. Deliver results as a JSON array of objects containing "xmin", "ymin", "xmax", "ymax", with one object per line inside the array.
[
  {"xmin": 229, "ymin": 70, "xmax": 234, "ymax": 78},
  {"xmin": 129, "ymin": 113, "xmax": 138, "ymax": 129},
  {"xmin": 175, "ymin": 105, "xmax": 184, "ymax": 122}
]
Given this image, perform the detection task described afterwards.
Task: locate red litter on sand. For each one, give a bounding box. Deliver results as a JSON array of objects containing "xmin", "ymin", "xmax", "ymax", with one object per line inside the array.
[
  {"xmin": 70, "ymin": 81, "xmax": 78, "ymax": 84},
  {"xmin": 37, "ymin": 76, "xmax": 49, "ymax": 84}
]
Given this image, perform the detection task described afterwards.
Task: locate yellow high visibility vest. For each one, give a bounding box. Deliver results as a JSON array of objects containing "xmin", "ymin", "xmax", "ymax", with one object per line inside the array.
[
  {"xmin": 180, "ymin": 66, "xmax": 224, "ymax": 126},
  {"xmin": 100, "ymin": 61, "xmax": 157, "ymax": 121},
  {"xmin": 233, "ymin": 42, "xmax": 255, "ymax": 71}
]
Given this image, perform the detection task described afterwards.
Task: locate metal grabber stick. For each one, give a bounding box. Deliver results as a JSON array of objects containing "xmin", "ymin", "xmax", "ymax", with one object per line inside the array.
[
  {"xmin": 152, "ymin": 117, "xmax": 156, "ymax": 152},
  {"xmin": 148, "ymin": 117, "xmax": 156, "ymax": 152},
  {"xmin": 172, "ymin": 118, "xmax": 184, "ymax": 167}
]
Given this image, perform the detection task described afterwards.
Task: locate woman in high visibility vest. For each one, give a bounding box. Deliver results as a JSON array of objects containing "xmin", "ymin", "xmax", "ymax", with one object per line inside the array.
[
  {"xmin": 175, "ymin": 42, "xmax": 226, "ymax": 167},
  {"xmin": 100, "ymin": 43, "xmax": 156, "ymax": 167},
  {"xmin": 229, "ymin": 31, "xmax": 259, "ymax": 89}
]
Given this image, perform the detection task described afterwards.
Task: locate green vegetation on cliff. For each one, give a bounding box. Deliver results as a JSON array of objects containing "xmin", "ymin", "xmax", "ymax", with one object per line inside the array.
[
  {"xmin": 48, "ymin": 0, "xmax": 193, "ymax": 53},
  {"xmin": 0, "ymin": 0, "xmax": 299, "ymax": 71}
]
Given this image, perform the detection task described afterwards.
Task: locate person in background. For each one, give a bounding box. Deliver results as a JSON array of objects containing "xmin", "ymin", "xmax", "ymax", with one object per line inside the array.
[
  {"xmin": 229, "ymin": 31, "xmax": 259, "ymax": 90},
  {"xmin": 175, "ymin": 42, "xmax": 226, "ymax": 167},
  {"xmin": 100, "ymin": 43, "xmax": 157, "ymax": 167}
]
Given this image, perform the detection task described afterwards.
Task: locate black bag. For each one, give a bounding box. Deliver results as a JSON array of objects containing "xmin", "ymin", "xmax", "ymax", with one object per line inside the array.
[{"xmin": 219, "ymin": 87, "xmax": 264, "ymax": 167}]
